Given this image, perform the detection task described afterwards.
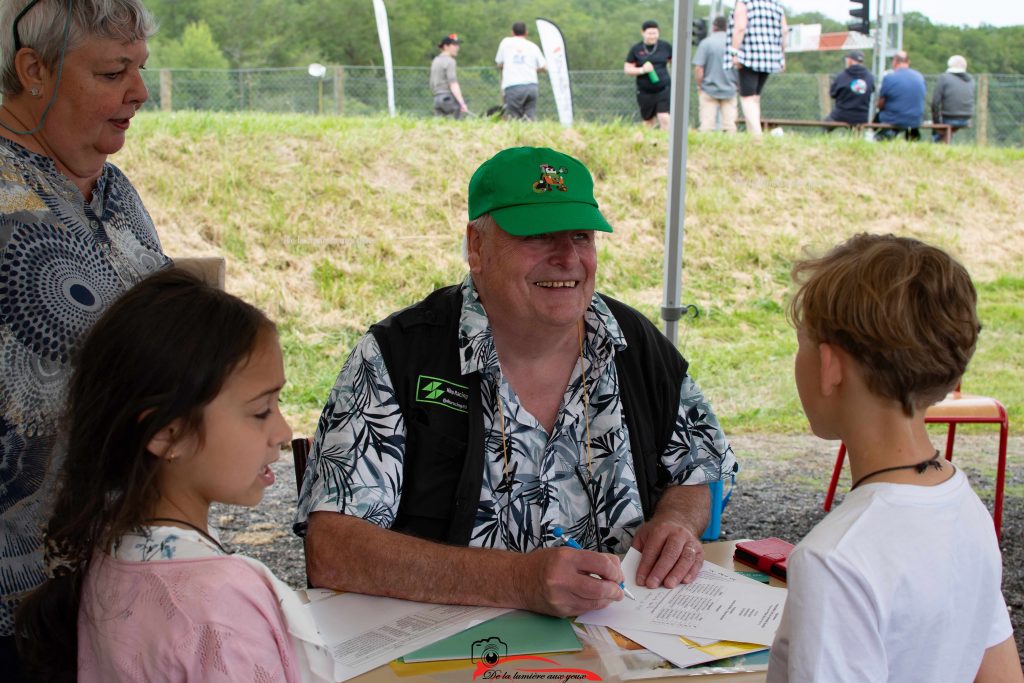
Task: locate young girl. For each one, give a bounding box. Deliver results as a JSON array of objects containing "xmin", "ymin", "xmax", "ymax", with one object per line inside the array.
[{"xmin": 15, "ymin": 269, "xmax": 335, "ymax": 682}]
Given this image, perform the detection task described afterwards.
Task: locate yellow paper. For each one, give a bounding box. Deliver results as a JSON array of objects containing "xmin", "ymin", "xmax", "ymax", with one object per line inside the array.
[{"xmin": 678, "ymin": 636, "xmax": 765, "ymax": 658}]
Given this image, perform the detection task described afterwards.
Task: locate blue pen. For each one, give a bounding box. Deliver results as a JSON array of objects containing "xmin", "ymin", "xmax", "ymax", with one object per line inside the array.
[{"xmin": 553, "ymin": 526, "xmax": 637, "ymax": 600}]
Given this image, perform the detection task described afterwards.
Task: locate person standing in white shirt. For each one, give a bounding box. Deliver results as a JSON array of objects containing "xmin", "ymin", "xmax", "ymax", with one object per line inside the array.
[
  {"xmin": 495, "ymin": 22, "xmax": 547, "ymax": 120},
  {"xmin": 769, "ymin": 234, "xmax": 1022, "ymax": 683}
]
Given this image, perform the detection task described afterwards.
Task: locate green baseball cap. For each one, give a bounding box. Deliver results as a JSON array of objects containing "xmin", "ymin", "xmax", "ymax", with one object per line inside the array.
[{"xmin": 468, "ymin": 147, "xmax": 614, "ymax": 236}]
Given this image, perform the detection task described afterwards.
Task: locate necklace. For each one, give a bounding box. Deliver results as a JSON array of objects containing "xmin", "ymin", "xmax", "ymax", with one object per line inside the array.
[
  {"xmin": 850, "ymin": 449, "xmax": 942, "ymax": 490},
  {"xmin": 495, "ymin": 319, "xmax": 597, "ymax": 547},
  {"xmin": 495, "ymin": 319, "xmax": 593, "ymax": 476},
  {"xmin": 643, "ymin": 42, "xmax": 658, "ymax": 58},
  {"xmin": 145, "ymin": 517, "xmax": 231, "ymax": 555}
]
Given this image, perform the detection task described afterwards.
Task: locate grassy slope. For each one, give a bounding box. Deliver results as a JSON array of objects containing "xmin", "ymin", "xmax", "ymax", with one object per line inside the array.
[{"xmin": 117, "ymin": 113, "xmax": 1024, "ymax": 436}]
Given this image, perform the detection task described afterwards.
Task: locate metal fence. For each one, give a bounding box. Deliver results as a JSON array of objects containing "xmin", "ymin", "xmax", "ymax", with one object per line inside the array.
[{"xmin": 143, "ymin": 67, "xmax": 1024, "ymax": 147}]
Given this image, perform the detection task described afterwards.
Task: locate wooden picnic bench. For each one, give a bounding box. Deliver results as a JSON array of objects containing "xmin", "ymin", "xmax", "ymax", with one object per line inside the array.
[
  {"xmin": 859, "ymin": 121, "xmax": 953, "ymax": 143},
  {"xmin": 758, "ymin": 118, "xmax": 853, "ymax": 132},
  {"xmin": 737, "ymin": 118, "xmax": 954, "ymax": 143}
]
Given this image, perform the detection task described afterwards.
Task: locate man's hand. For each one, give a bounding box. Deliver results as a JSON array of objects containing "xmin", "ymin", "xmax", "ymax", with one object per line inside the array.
[
  {"xmin": 630, "ymin": 484, "xmax": 710, "ymax": 589},
  {"xmin": 632, "ymin": 519, "xmax": 703, "ymax": 588},
  {"xmin": 642, "ymin": 62, "xmax": 654, "ymax": 74},
  {"xmin": 512, "ymin": 547, "xmax": 625, "ymax": 617}
]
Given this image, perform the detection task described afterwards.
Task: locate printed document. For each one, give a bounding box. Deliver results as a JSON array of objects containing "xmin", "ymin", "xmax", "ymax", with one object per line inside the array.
[
  {"xmin": 615, "ymin": 627, "xmax": 768, "ymax": 669},
  {"xmin": 577, "ymin": 548, "xmax": 786, "ymax": 645},
  {"xmin": 306, "ymin": 592, "xmax": 508, "ymax": 681}
]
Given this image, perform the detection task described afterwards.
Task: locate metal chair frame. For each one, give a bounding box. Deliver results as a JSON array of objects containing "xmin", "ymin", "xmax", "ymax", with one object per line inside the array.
[
  {"xmin": 823, "ymin": 387, "xmax": 1008, "ymax": 537},
  {"xmin": 291, "ymin": 437, "xmax": 312, "ymax": 499}
]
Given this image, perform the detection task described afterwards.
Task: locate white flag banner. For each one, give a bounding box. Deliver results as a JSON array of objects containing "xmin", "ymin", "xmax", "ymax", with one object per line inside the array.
[
  {"xmin": 536, "ymin": 18, "xmax": 573, "ymax": 127},
  {"xmin": 372, "ymin": 0, "xmax": 396, "ymax": 117}
]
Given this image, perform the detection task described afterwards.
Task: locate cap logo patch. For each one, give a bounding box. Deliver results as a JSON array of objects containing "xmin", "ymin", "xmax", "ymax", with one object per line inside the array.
[{"xmin": 532, "ymin": 164, "xmax": 569, "ymax": 193}]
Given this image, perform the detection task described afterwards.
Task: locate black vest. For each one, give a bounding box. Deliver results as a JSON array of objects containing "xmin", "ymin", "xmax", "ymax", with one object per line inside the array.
[{"xmin": 370, "ymin": 285, "xmax": 688, "ymax": 546}]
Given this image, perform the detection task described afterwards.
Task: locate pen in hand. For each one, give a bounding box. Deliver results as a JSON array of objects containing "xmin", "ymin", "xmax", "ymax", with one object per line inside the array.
[{"xmin": 553, "ymin": 526, "xmax": 637, "ymax": 600}]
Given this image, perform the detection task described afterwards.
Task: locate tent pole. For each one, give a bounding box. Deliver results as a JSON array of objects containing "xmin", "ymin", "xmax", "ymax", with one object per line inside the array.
[{"xmin": 661, "ymin": 0, "xmax": 695, "ymax": 343}]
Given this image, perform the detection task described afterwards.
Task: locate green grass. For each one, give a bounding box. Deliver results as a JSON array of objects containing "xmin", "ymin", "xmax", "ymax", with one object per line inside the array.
[{"xmin": 117, "ymin": 112, "xmax": 1024, "ymax": 435}]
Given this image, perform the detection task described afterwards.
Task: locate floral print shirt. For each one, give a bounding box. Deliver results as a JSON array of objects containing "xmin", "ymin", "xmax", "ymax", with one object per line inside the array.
[
  {"xmin": 113, "ymin": 525, "xmax": 229, "ymax": 561},
  {"xmin": 296, "ymin": 277, "xmax": 736, "ymax": 554}
]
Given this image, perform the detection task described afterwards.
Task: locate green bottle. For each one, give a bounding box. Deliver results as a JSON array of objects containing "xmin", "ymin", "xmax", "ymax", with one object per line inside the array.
[{"xmin": 648, "ymin": 65, "xmax": 660, "ymax": 84}]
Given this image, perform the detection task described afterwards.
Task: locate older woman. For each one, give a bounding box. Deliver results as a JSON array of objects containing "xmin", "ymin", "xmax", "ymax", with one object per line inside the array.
[
  {"xmin": 726, "ymin": 0, "xmax": 787, "ymax": 138},
  {"xmin": 0, "ymin": 1, "xmax": 167, "ymax": 678}
]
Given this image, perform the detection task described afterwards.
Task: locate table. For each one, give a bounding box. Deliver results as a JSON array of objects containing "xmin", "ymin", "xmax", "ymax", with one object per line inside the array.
[{"xmin": 347, "ymin": 540, "xmax": 783, "ymax": 683}]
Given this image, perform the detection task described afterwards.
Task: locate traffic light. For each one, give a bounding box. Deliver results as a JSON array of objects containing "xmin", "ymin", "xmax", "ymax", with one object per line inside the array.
[
  {"xmin": 848, "ymin": 0, "xmax": 870, "ymax": 35},
  {"xmin": 691, "ymin": 18, "xmax": 708, "ymax": 47}
]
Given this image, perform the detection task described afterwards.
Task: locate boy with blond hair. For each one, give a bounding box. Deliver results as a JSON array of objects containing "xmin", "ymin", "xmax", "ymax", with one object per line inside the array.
[{"xmin": 768, "ymin": 234, "xmax": 1022, "ymax": 682}]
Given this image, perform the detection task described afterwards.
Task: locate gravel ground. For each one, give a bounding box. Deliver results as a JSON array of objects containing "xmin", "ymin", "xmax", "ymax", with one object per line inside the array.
[{"xmin": 212, "ymin": 433, "xmax": 1023, "ymax": 660}]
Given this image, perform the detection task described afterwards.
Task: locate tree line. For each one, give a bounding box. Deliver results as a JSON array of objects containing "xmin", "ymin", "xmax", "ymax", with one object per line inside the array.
[{"xmin": 144, "ymin": 0, "xmax": 1024, "ymax": 75}]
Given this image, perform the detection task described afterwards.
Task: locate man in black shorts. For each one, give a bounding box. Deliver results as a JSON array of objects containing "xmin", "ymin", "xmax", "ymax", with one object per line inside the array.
[{"xmin": 624, "ymin": 20, "xmax": 672, "ymax": 129}]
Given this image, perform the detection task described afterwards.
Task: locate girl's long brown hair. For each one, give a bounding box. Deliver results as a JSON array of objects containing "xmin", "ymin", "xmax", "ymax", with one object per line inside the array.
[{"xmin": 14, "ymin": 268, "xmax": 273, "ymax": 681}]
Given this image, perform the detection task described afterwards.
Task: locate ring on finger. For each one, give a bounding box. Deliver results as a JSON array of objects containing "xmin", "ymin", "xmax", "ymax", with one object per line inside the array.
[{"xmin": 683, "ymin": 545, "xmax": 698, "ymax": 554}]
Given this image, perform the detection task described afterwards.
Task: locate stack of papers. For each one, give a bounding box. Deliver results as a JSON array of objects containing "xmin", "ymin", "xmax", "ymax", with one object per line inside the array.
[
  {"xmin": 305, "ymin": 592, "xmax": 509, "ymax": 681},
  {"xmin": 576, "ymin": 548, "xmax": 787, "ymax": 671}
]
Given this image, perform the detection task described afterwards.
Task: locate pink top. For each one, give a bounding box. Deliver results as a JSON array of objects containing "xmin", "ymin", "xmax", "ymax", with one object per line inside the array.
[{"xmin": 78, "ymin": 553, "xmax": 301, "ymax": 682}]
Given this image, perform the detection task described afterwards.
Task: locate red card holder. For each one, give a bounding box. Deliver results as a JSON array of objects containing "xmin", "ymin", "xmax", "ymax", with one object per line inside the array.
[{"xmin": 734, "ymin": 537, "xmax": 794, "ymax": 581}]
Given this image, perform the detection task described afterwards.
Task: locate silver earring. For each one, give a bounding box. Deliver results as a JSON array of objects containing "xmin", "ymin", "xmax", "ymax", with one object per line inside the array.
[{"xmin": 30, "ymin": 87, "xmax": 39, "ymax": 97}]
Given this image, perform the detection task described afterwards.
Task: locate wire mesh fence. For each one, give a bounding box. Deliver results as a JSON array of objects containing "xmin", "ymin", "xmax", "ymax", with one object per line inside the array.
[{"xmin": 142, "ymin": 66, "xmax": 1024, "ymax": 147}]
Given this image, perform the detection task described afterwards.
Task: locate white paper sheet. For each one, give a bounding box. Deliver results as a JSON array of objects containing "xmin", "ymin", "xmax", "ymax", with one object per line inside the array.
[
  {"xmin": 616, "ymin": 627, "xmax": 769, "ymax": 670},
  {"xmin": 305, "ymin": 587, "xmax": 340, "ymax": 603},
  {"xmin": 577, "ymin": 548, "xmax": 786, "ymax": 646},
  {"xmin": 614, "ymin": 628, "xmax": 729, "ymax": 669},
  {"xmin": 306, "ymin": 593, "xmax": 509, "ymax": 681},
  {"xmin": 581, "ymin": 623, "xmax": 769, "ymax": 680}
]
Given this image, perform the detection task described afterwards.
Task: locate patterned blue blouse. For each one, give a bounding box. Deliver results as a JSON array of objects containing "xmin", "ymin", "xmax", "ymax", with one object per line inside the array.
[
  {"xmin": 296, "ymin": 278, "xmax": 737, "ymax": 555},
  {"xmin": 0, "ymin": 138, "xmax": 168, "ymax": 635}
]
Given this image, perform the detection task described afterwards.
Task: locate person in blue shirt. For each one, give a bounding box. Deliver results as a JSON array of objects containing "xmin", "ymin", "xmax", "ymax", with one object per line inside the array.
[{"xmin": 876, "ymin": 51, "xmax": 926, "ymax": 140}]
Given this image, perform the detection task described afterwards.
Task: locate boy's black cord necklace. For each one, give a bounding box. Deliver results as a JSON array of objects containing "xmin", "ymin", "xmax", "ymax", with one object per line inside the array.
[
  {"xmin": 145, "ymin": 517, "xmax": 231, "ymax": 555},
  {"xmin": 851, "ymin": 449, "xmax": 942, "ymax": 490}
]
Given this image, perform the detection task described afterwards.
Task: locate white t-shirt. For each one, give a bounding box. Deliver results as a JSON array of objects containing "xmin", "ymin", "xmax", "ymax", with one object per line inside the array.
[
  {"xmin": 495, "ymin": 36, "xmax": 546, "ymax": 89},
  {"xmin": 767, "ymin": 467, "xmax": 1011, "ymax": 683}
]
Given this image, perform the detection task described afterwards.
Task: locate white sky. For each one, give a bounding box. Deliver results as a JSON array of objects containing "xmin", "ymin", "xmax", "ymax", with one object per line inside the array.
[{"xmin": 772, "ymin": 1, "xmax": 1024, "ymax": 27}]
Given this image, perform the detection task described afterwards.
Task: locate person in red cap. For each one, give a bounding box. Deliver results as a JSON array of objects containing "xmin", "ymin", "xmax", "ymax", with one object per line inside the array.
[
  {"xmin": 296, "ymin": 147, "xmax": 737, "ymax": 618},
  {"xmin": 430, "ymin": 33, "xmax": 468, "ymax": 118}
]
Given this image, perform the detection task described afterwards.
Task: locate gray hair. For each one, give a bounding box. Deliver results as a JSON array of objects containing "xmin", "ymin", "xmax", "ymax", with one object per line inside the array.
[
  {"xmin": 468, "ymin": 213, "xmax": 497, "ymax": 233},
  {"xmin": 1, "ymin": 0, "xmax": 157, "ymax": 95},
  {"xmin": 463, "ymin": 213, "xmax": 497, "ymax": 260}
]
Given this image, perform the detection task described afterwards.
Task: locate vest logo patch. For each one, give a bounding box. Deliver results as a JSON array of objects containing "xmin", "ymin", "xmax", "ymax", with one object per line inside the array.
[{"xmin": 416, "ymin": 375, "xmax": 469, "ymax": 413}]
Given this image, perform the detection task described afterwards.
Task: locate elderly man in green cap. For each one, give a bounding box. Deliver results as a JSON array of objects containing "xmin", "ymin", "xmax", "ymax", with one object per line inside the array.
[{"xmin": 295, "ymin": 147, "xmax": 736, "ymax": 616}]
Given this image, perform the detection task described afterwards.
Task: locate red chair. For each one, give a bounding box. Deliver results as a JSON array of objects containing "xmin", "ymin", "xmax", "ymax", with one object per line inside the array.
[{"xmin": 823, "ymin": 385, "xmax": 1008, "ymax": 537}]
